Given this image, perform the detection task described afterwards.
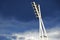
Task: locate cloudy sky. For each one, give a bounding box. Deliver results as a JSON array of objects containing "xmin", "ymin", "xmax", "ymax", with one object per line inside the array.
[{"xmin": 0, "ymin": 0, "xmax": 60, "ymax": 40}]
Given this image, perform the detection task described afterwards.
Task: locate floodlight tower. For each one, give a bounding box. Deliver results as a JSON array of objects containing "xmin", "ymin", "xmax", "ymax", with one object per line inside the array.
[{"xmin": 32, "ymin": 2, "xmax": 48, "ymax": 40}]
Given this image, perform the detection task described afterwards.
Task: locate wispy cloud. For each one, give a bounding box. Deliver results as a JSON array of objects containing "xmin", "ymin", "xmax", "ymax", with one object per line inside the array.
[
  {"xmin": 0, "ymin": 26, "xmax": 60, "ymax": 40},
  {"xmin": 0, "ymin": 18, "xmax": 60, "ymax": 40},
  {"xmin": 0, "ymin": 18, "xmax": 38, "ymax": 34},
  {"xmin": 11, "ymin": 26, "xmax": 60, "ymax": 40}
]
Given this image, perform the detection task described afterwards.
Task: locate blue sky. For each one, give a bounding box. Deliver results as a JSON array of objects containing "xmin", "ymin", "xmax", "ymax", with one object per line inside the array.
[{"xmin": 0, "ymin": 0, "xmax": 60, "ymax": 40}]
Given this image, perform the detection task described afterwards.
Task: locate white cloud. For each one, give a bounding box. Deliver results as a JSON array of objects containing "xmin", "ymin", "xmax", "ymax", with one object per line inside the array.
[
  {"xmin": 0, "ymin": 19, "xmax": 38, "ymax": 34},
  {"xmin": 9, "ymin": 30, "xmax": 39, "ymax": 40},
  {"xmin": 47, "ymin": 27, "xmax": 60, "ymax": 40},
  {"xmin": 1, "ymin": 26, "xmax": 59, "ymax": 40},
  {"xmin": 0, "ymin": 18, "xmax": 60, "ymax": 40}
]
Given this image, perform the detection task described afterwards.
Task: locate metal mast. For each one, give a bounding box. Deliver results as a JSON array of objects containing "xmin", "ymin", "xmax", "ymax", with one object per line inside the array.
[{"xmin": 32, "ymin": 2, "xmax": 48, "ymax": 40}]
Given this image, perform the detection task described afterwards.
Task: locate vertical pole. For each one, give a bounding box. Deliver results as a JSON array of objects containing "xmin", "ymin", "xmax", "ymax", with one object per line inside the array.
[
  {"xmin": 38, "ymin": 5, "xmax": 48, "ymax": 40},
  {"xmin": 38, "ymin": 5, "xmax": 44, "ymax": 40}
]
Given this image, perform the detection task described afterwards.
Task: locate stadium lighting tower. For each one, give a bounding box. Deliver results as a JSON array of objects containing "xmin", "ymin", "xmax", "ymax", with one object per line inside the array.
[{"xmin": 32, "ymin": 2, "xmax": 48, "ymax": 40}]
